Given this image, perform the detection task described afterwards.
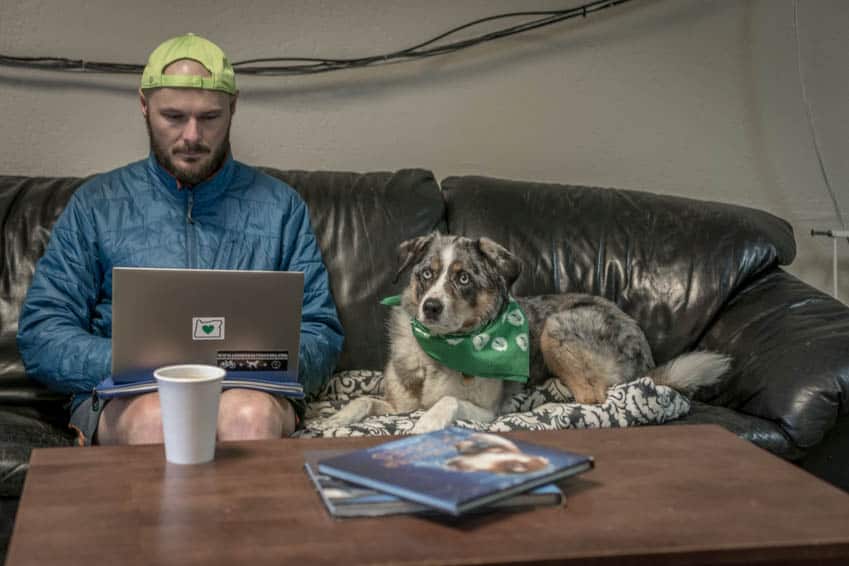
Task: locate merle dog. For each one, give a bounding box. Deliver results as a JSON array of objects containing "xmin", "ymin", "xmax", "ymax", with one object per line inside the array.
[{"xmin": 325, "ymin": 233, "xmax": 729, "ymax": 433}]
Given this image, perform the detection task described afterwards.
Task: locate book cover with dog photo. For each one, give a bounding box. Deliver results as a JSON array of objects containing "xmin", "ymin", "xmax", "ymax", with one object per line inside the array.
[
  {"xmin": 317, "ymin": 428, "xmax": 592, "ymax": 516},
  {"xmin": 304, "ymin": 449, "xmax": 564, "ymax": 518}
]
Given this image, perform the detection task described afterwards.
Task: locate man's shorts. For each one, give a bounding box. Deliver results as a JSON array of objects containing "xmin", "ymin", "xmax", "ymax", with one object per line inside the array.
[
  {"xmin": 69, "ymin": 392, "xmax": 307, "ymax": 446},
  {"xmin": 68, "ymin": 394, "xmax": 102, "ymax": 446}
]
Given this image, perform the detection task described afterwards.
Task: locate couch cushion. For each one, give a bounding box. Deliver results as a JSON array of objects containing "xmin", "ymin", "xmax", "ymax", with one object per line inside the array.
[
  {"xmin": 667, "ymin": 401, "xmax": 801, "ymax": 460},
  {"xmin": 264, "ymin": 169, "xmax": 443, "ymax": 372},
  {"xmin": 698, "ymin": 269, "xmax": 849, "ymax": 451},
  {"xmin": 440, "ymin": 175, "xmax": 796, "ymax": 364},
  {"xmin": 0, "ymin": 406, "xmax": 75, "ymax": 497}
]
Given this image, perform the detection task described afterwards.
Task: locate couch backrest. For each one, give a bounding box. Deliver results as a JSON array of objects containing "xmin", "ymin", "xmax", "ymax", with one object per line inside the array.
[
  {"xmin": 0, "ymin": 169, "xmax": 797, "ymax": 401},
  {"xmin": 0, "ymin": 169, "xmax": 443, "ymax": 401},
  {"xmin": 261, "ymin": 168, "xmax": 444, "ymax": 371},
  {"xmin": 441, "ymin": 175, "xmax": 796, "ymax": 363}
]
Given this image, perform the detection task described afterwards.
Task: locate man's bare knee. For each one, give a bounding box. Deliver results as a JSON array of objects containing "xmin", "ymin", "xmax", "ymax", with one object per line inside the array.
[
  {"xmin": 218, "ymin": 389, "xmax": 295, "ymax": 441},
  {"xmin": 97, "ymin": 392, "xmax": 164, "ymax": 445}
]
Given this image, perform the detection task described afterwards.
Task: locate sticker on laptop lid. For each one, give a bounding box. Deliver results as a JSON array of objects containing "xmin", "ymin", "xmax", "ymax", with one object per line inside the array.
[
  {"xmin": 216, "ymin": 351, "xmax": 288, "ymax": 371},
  {"xmin": 193, "ymin": 317, "xmax": 225, "ymax": 340}
]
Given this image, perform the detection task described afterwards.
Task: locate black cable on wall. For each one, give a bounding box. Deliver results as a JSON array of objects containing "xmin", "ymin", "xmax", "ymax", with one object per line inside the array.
[
  {"xmin": 0, "ymin": 0, "xmax": 632, "ymax": 76},
  {"xmin": 793, "ymin": 0, "xmax": 847, "ymax": 235}
]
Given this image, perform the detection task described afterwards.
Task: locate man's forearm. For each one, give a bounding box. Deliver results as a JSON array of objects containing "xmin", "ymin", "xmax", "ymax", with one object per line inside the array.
[
  {"xmin": 298, "ymin": 321, "xmax": 344, "ymax": 398},
  {"xmin": 17, "ymin": 320, "xmax": 111, "ymax": 394}
]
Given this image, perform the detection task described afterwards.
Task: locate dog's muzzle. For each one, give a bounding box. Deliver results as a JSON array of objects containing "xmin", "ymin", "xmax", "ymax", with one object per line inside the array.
[{"xmin": 422, "ymin": 298, "xmax": 444, "ymax": 321}]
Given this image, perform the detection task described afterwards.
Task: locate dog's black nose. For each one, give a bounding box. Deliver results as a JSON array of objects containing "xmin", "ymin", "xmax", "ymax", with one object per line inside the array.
[{"xmin": 423, "ymin": 298, "xmax": 444, "ymax": 319}]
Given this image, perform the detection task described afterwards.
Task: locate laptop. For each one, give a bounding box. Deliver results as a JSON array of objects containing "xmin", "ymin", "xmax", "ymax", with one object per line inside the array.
[{"xmin": 111, "ymin": 268, "xmax": 304, "ymax": 386}]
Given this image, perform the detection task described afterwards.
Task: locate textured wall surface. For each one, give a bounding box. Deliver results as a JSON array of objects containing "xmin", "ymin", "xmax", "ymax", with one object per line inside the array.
[{"xmin": 0, "ymin": 0, "xmax": 847, "ymax": 299}]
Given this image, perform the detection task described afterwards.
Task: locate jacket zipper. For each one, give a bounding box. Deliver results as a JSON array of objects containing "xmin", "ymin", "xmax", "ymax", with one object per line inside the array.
[{"xmin": 187, "ymin": 189, "xmax": 196, "ymax": 267}]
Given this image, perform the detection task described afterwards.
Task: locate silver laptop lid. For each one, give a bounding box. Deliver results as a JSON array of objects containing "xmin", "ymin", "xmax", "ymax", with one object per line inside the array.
[{"xmin": 112, "ymin": 268, "xmax": 304, "ymax": 381}]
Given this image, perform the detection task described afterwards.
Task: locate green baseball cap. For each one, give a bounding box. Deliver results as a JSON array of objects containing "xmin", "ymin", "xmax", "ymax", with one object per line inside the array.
[{"xmin": 141, "ymin": 33, "xmax": 237, "ymax": 95}]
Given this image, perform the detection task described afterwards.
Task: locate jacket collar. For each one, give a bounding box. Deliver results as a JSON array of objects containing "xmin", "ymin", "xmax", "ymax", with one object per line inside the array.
[{"xmin": 147, "ymin": 152, "xmax": 235, "ymax": 202}]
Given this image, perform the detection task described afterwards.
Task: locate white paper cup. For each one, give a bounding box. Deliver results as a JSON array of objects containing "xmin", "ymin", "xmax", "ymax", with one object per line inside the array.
[{"xmin": 154, "ymin": 364, "xmax": 225, "ymax": 465}]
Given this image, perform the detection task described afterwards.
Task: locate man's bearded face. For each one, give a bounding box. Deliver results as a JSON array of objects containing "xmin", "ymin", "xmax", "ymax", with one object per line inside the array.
[{"xmin": 143, "ymin": 86, "xmax": 234, "ymax": 186}]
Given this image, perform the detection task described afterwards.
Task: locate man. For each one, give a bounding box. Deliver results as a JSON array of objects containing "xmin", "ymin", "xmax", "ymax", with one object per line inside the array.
[{"xmin": 16, "ymin": 34, "xmax": 344, "ymax": 445}]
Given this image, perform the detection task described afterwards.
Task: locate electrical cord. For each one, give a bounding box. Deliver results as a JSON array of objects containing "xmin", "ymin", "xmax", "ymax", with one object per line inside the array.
[
  {"xmin": 794, "ymin": 0, "xmax": 848, "ymax": 237},
  {"xmin": 796, "ymin": 1, "xmax": 847, "ymax": 300},
  {"xmin": 0, "ymin": 0, "xmax": 632, "ymax": 76},
  {"xmin": 235, "ymin": 0, "xmax": 630, "ymax": 74}
]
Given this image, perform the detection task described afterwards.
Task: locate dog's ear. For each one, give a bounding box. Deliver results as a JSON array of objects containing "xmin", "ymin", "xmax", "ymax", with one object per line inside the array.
[
  {"xmin": 393, "ymin": 233, "xmax": 438, "ymax": 283},
  {"xmin": 477, "ymin": 237, "xmax": 522, "ymax": 289}
]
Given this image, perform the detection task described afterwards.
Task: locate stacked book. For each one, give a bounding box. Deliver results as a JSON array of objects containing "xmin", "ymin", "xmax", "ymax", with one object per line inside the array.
[{"xmin": 304, "ymin": 427, "xmax": 593, "ymax": 518}]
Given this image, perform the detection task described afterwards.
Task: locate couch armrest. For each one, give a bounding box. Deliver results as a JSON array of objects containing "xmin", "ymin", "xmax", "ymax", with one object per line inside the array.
[{"xmin": 698, "ymin": 268, "xmax": 849, "ymax": 450}]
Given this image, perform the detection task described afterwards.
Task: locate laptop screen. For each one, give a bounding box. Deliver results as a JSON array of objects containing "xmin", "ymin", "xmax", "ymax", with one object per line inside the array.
[{"xmin": 111, "ymin": 268, "xmax": 304, "ymax": 383}]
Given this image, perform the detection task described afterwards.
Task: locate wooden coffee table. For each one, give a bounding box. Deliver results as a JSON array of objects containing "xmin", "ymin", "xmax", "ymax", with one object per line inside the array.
[{"xmin": 6, "ymin": 424, "xmax": 849, "ymax": 565}]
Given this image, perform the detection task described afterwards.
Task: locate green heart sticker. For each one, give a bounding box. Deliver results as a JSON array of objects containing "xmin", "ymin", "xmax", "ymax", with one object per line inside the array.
[{"xmin": 202, "ymin": 325, "xmax": 215, "ymax": 334}]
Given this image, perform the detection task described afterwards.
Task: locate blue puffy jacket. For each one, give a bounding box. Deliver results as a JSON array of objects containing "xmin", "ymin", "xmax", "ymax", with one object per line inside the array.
[{"xmin": 17, "ymin": 154, "xmax": 344, "ymax": 407}]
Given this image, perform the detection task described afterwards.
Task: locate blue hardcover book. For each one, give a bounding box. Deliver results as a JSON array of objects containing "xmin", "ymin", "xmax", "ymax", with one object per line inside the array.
[
  {"xmin": 304, "ymin": 449, "xmax": 564, "ymax": 518},
  {"xmin": 317, "ymin": 427, "xmax": 593, "ymax": 516}
]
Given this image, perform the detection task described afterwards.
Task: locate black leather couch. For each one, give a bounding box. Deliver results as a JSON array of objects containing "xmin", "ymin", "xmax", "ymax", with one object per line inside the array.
[{"xmin": 1, "ymin": 168, "xmax": 848, "ymax": 555}]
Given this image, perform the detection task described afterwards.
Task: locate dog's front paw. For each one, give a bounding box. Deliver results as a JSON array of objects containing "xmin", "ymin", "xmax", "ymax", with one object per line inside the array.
[
  {"xmin": 411, "ymin": 398, "xmax": 460, "ymax": 434},
  {"xmin": 410, "ymin": 416, "xmax": 449, "ymax": 435},
  {"xmin": 322, "ymin": 398, "xmax": 373, "ymax": 428},
  {"xmin": 317, "ymin": 414, "xmax": 353, "ymax": 431}
]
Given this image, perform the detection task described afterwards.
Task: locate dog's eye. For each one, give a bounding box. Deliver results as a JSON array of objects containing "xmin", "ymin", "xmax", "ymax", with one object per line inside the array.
[
  {"xmin": 458, "ymin": 271, "xmax": 471, "ymax": 285},
  {"xmin": 420, "ymin": 268, "xmax": 433, "ymax": 280}
]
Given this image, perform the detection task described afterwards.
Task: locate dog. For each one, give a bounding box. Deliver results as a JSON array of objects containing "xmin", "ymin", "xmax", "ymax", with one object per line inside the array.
[
  {"xmin": 444, "ymin": 432, "xmax": 549, "ymax": 474},
  {"xmin": 324, "ymin": 232, "xmax": 730, "ymax": 434}
]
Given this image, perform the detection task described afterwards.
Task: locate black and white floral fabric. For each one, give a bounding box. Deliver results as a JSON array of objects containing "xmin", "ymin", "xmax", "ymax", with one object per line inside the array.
[{"xmin": 295, "ymin": 370, "xmax": 691, "ymax": 438}]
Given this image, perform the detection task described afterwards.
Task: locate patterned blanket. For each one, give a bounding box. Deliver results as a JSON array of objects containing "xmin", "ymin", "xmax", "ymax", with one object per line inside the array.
[{"xmin": 295, "ymin": 370, "xmax": 691, "ymax": 438}]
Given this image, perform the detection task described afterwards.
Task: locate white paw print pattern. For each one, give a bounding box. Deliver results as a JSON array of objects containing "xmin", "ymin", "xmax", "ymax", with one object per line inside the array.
[
  {"xmin": 515, "ymin": 333, "xmax": 529, "ymax": 351},
  {"xmin": 506, "ymin": 308, "xmax": 525, "ymax": 326},
  {"xmin": 446, "ymin": 337, "xmax": 463, "ymax": 346},
  {"xmin": 491, "ymin": 337, "xmax": 509, "ymax": 352},
  {"xmin": 472, "ymin": 333, "xmax": 491, "ymax": 351}
]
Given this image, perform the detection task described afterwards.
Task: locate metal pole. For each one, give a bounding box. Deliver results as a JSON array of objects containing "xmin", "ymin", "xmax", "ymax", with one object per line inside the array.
[{"xmin": 835, "ymin": 237, "xmax": 839, "ymax": 300}]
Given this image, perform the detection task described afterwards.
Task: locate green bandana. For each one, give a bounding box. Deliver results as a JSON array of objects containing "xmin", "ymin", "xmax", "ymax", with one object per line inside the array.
[{"xmin": 381, "ymin": 295, "xmax": 529, "ymax": 383}]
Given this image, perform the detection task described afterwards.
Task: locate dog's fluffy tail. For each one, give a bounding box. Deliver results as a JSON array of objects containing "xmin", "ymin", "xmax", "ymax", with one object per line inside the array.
[{"xmin": 648, "ymin": 351, "xmax": 731, "ymax": 396}]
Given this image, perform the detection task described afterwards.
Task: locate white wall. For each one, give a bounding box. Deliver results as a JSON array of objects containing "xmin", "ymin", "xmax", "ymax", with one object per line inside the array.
[{"xmin": 1, "ymin": 0, "xmax": 847, "ymax": 300}]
